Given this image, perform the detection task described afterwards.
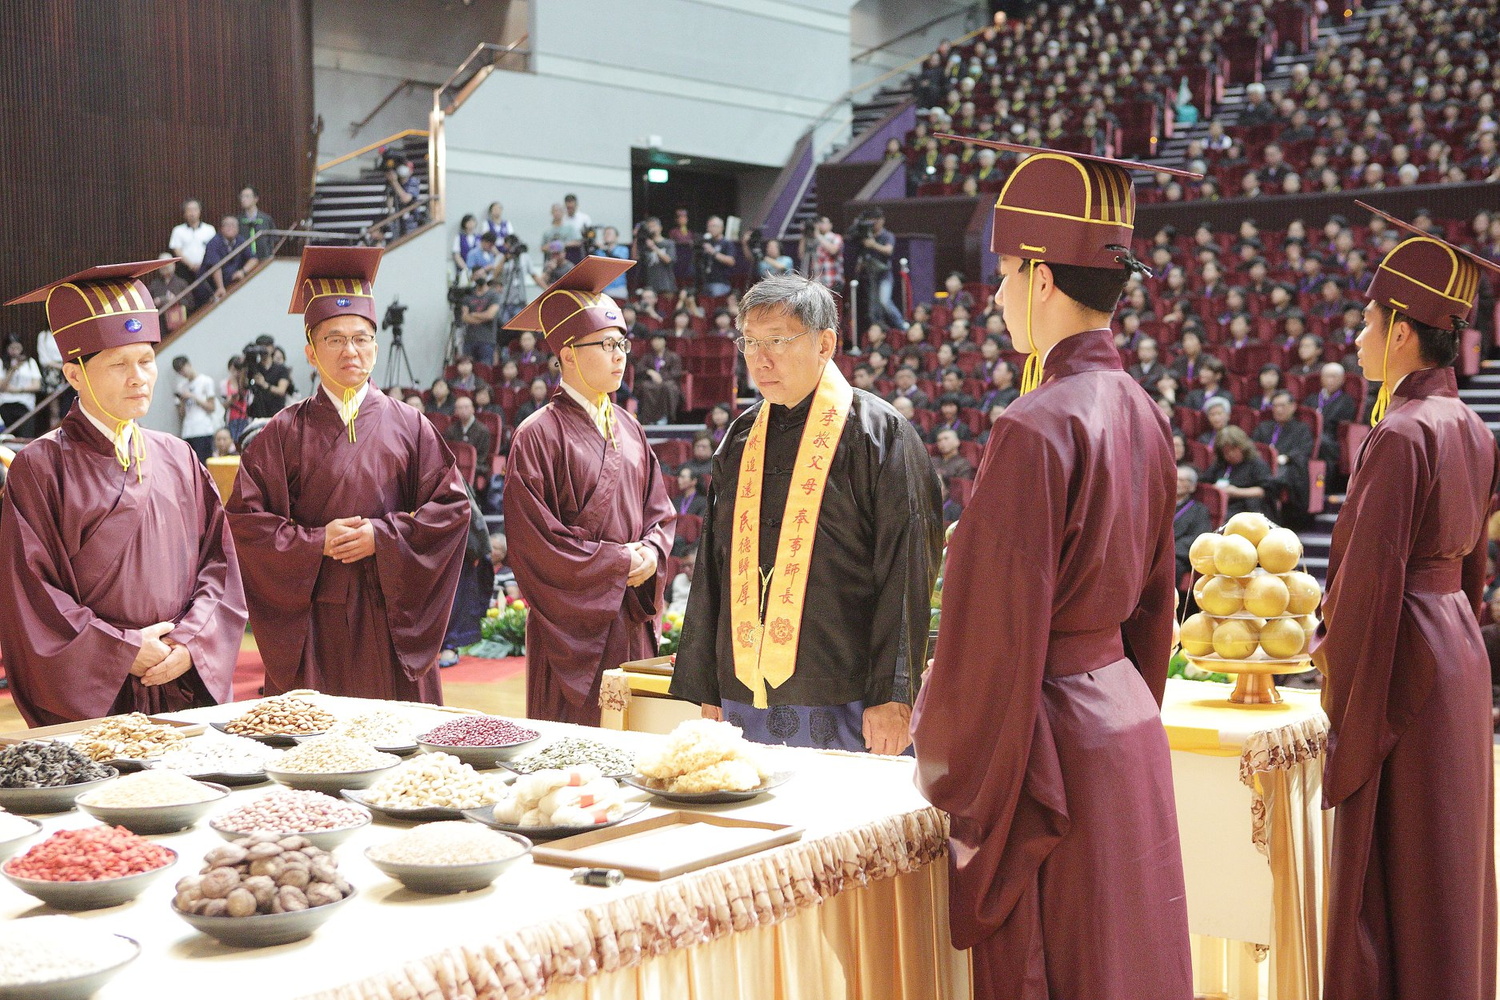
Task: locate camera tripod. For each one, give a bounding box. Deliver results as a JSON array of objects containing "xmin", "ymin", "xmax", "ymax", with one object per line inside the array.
[{"xmin": 383, "ymin": 327, "xmax": 418, "ymax": 389}]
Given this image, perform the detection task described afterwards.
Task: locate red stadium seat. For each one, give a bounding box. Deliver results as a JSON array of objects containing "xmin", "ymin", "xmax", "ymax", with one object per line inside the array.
[
  {"xmin": 1194, "ymin": 483, "xmax": 1228, "ymax": 529},
  {"xmin": 675, "ymin": 514, "xmax": 702, "ymax": 546}
]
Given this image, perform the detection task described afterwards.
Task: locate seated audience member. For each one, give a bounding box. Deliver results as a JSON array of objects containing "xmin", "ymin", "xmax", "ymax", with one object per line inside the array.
[
  {"xmin": 936, "ymin": 367, "xmax": 975, "ymax": 409},
  {"xmin": 887, "ymin": 366, "xmax": 930, "ymax": 410},
  {"xmin": 1207, "ymin": 425, "xmax": 1276, "ymax": 520},
  {"xmin": 709, "ymin": 309, "xmax": 735, "ymax": 338},
  {"xmin": 930, "ymin": 427, "xmax": 974, "ymax": 481},
  {"xmin": 1252, "ymin": 391, "xmax": 1313, "ymax": 521},
  {"xmin": 682, "ymin": 433, "xmax": 715, "ymax": 482},
  {"xmin": 973, "ymin": 335, "xmax": 1003, "ymax": 379},
  {"xmin": 1305, "ymin": 362, "xmax": 1358, "ymax": 465},
  {"xmin": 473, "ymin": 384, "xmax": 504, "ymax": 418},
  {"xmin": 1154, "ymin": 370, "xmax": 1183, "ymax": 409},
  {"xmin": 939, "ymin": 271, "xmax": 975, "ymax": 311},
  {"xmin": 635, "ymin": 288, "xmax": 665, "ymax": 325},
  {"xmin": 1169, "ymin": 328, "xmax": 1212, "ymax": 382},
  {"xmin": 674, "ymin": 465, "xmax": 708, "ymax": 520},
  {"xmin": 503, "ymin": 330, "xmax": 546, "ymax": 366},
  {"xmin": 866, "ymin": 350, "xmax": 890, "ymax": 381},
  {"xmin": 897, "ymin": 323, "xmax": 933, "ymax": 368},
  {"xmin": 492, "ymin": 359, "xmax": 526, "ymax": 393},
  {"xmin": 200, "ymin": 215, "xmax": 253, "ymax": 304},
  {"xmin": 449, "ymin": 355, "xmax": 486, "ymax": 393},
  {"xmin": 211, "ymin": 427, "xmax": 236, "ymax": 458},
  {"xmin": 706, "ymin": 403, "xmax": 732, "ymax": 444},
  {"xmin": 147, "ymin": 253, "xmax": 190, "ymax": 332},
  {"xmin": 1251, "ymin": 365, "xmax": 1284, "ymax": 412},
  {"xmin": 1128, "ymin": 337, "xmax": 1167, "ymax": 387},
  {"xmin": 979, "ymin": 361, "xmax": 1019, "ymax": 412},
  {"xmin": 634, "ymin": 331, "xmax": 683, "ymax": 425},
  {"xmin": 891, "ymin": 394, "xmax": 917, "ymax": 424},
  {"xmin": 1199, "ymin": 397, "xmax": 1232, "ymax": 446},
  {"xmin": 1184, "ymin": 357, "xmax": 1232, "ymax": 410},
  {"xmin": 863, "ymin": 323, "xmax": 893, "ymax": 358},
  {"xmin": 1171, "ymin": 429, "xmax": 1189, "ymax": 466},
  {"xmin": 427, "ymin": 377, "xmax": 456, "ymax": 416},
  {"xmin": 444, "ymin": 393, "xmax": 494, "ymax": 491},
  {"xmin": 1174, "ymin": 465, "xmax": 1215, "ymax": 578},
  {"xmin": 1288, "ymin": 333, "xmax": 1324, "ymax": 377},
  {"xmin": 977, "ymin": 402, "xmax": 1007, "ymax": 445},
  {"xmin": 946, "ymin": 319, "xmax": 979, "ymax": 355},
  {"xmin": 933, "ymin": 342, "xmax": 959, "ymax": 373},
  {"xmin": 513, "ymin": 377, "xmax": 551, "ymax": 423},
  {"xmin": 666, "ymin": 547, "xmax": 696, "ymax": 617},
  {"xmin": 403, "ymin": 392, "xmax": 426, "ymax": 411},
  {"xmin": 932, "ymin": 394, "xmax": 973, "ymax": 441},
  {"xmin": 939, "ymin": 475, "xmax": 964, "ymax": 527}
]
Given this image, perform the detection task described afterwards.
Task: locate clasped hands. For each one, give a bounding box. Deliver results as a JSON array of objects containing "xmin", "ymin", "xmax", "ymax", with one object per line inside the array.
[
  {"xmin": 324, "ymin": 516, "xmax": 376, "ymax": 564},
  {"xmin": 624, "ymin": 541, "xmax": 657, "ymax": 587},
  {"xmin": 129, "ymin": 621, "xmax": 192, "ymax": 687}
]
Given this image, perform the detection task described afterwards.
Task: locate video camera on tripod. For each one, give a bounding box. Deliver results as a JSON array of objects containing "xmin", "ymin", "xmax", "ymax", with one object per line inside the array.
[{"xmin": 382, "ymin": 299, "xmax": 408, "ymax": 342}]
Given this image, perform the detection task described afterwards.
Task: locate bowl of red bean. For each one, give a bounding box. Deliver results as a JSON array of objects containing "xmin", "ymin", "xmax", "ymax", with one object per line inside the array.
[
  {"xmin": 1, "ymin": 827, "xmax": 177, "ymax": 911},
  {"xmin": 208, "ymin": 789, "xmax": 373, "ymax": 852},
  {"xmin": 416, "ymin": 717, "xmax": 542, "ymax": 769}
]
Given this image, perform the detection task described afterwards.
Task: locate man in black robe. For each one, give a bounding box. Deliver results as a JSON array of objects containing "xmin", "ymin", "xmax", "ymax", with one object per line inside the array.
[
  {"xmin": 671, "ymin": 274, "xmax": 943, "ymax": 753},
  {"xmin": 1252, "ymin": 390, "xmax": 1314, "ymax": 519},
  {"xmin": 1173, "ymin": 464, "xmax": 1215, "ymax": 578}
]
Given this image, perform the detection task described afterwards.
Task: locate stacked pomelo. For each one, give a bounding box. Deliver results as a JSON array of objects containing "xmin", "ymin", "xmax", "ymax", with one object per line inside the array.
[{"xmin": 1181, "ymin": 513, "xmax": 1322, "ymax": 663}]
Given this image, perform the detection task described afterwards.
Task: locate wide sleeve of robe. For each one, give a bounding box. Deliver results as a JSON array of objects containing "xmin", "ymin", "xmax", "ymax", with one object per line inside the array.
[
  {"xmin": 1121, "ymin": 473, "xmax": 1178, "ymax": 704},
  {"xmin": 670, "ymin": 437, "xmax": 734, "ymax": 707},
  {"xmin": 911, "ymin": 416, "xmax": 1070, "ymax": 945},
  {"xmin": 1312, "ymin": 427, "xmax": 1424, "ymax": 806},
  {"xmin": 0, "ymin": 444, "xmax": 244, "ymax": 724},
  {"xmin": 162, "ymin": 459, "xmax": 246, "ymax": 702},
  {"xmin": 502, "ymin": 415, "xmax": 637, "ymax": 678},
  {"xmin": 226, "ymin": 419, "xmax": 329, "ymax": 676},
  {"xmin": 368, "ymin": 417, "xmax": 471, "ymax": 678},
  {"xmin": 866, "ymin": 415, "xmax": 944, "ymax": 706},
  {"xmin": 624, "ymin": 435, "xmax": 676, "ymax": 623}
]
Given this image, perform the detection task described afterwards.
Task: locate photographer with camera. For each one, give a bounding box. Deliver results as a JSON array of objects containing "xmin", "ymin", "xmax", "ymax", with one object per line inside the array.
[
  {"xmin": 851, "ymin": 208, "xmax": 906, "ymax": 331},
  {"xmin": 493, "ymin": 233, "xmax": 533, "ymax": 329},
  {"xmin": 801, "ymin": 216, "xmax": 844, "ymax": 292},
  {"xmin": 632, "ymin": 216, "xmax": 677, "ymax": 294},
  {"xmin": 244, "ymin": 335, "xmax": 292, "ymax": 419},
  {"xmin": 382, "ymin": 154, "xmax": 424, "ymax": 238},
  {"xmin": 465, "ymin": 231, "xmax": 500, "ymax": 283},
  {"xmin": 460, "ymin": 273, "xmax": 502, "ymax": 365},
  {"xmin": 697, "ymin": 216, "xmax": 737, "ymax": 297},
  {"xmin": 591, "ymin": 227, "xmax": 631, "ymax": 298}
]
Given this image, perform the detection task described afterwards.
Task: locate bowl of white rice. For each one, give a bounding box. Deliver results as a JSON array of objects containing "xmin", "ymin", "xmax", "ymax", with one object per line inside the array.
[
  {"xmin": 364, "ymin": 821, "xmax": 531, "ymax": 894},
  {"xmin": 75, "ymin": 771, "xmax": 230, "ymax": 835},
  {"xmin": 0, "ymin": 916, "xmax": 140, "ymax": 1000}
]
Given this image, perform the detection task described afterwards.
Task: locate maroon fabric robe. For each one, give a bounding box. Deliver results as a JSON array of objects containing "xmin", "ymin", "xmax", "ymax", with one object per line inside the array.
[
  {"xmin": 503, "ymin": 390, "xmax": 674, "ymax": 725},
  {"xmin": 226, "ymin": 388, "xmax": 469, "ymax": 703},
  {"xmin": 0, "ymin": 404, "xmax": 245, "ymax": 726},
  {"xmin": 912, "ymin": 330, "xmax": 1192, "ymax": 1000},
  {"xmin": 1315, "ymin": 365, "xmax": 1498, "ymax": 1000}
]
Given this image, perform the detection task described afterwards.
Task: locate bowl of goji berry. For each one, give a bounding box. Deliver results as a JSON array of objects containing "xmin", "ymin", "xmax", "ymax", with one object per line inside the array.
[{"xmin": 2, "ymin": 826, "xmax": 177, "ymax": 910}]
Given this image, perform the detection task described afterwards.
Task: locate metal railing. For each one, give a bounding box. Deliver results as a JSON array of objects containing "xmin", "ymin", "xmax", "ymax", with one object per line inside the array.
[
  {"xmin": 437, "ymin": 37, "xmax": 530, "ymax": 116},
  {"xmin": 0, "ymin": 226, "xmax": 369, "ymax": 439},
  {"xmin": 349, "ymin": 82, "xmax": 442, "ymax": 137},
  {"xmin": 317, "ymin": 128, "xmax": 431, "ymax": 174}
]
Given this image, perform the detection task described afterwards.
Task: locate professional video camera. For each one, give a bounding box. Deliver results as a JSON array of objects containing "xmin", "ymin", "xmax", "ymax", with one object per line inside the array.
[
  {"xmin": 580, "ymin": 226, "xmax": 599, "ymax": 254},
  {"xmin": 382, "ymin": 299, "xmax": 408, "ymax": 341},
  {"xmin": 241, "ymin": 342, "xmax": 270, "ymax": 373},
  {"xmin": 633, "ymin": 221, "xmax": 655, "ymax": 254},
  {"xmin": 743, "ymin": 228, "xmax": 766, "ymax": 264},
  {"xmin": 846, "ymin": 211, "xmax": 876, "ymax": 245},
  {"xmin": 502, "ymin": 233, "xmax": 528, "ymax": 255},
  {"xmin": 377, "ymin": 147, "xmax": 403, "ymax": 172}
]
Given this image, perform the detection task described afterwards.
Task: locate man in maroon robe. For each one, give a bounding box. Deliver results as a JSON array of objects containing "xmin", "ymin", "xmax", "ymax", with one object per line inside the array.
[
  {"xmin": 502, "ymin": 257, "xmax": 674, "ymax": 725},
  {"xmin": 0, "ymin": 260, "xmax": 245, "ymax": 726},
  {"xmin": 1315, "ymin": 203, "xmax": 1500, "ymax": 1000},
  {"xmin": 227, "ymin": 247, "xmax": 468, "ymax": 704},
  {"xmin": 911, "ymin": 138, "xmax": 1198, "ymax": 1000}
]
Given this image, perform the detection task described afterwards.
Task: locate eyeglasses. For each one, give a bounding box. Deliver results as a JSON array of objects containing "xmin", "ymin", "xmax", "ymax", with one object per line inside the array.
[
  {"xmin": 571, "ymin": 337, "xmax": 631, "ymax": 355},
  {"xmin": 318, "ymin": 334, "xmax": 376, "ymax": 351},
  {"xmin": 734, "ymin": 330, "xmax": 810, "ymax": 355}
]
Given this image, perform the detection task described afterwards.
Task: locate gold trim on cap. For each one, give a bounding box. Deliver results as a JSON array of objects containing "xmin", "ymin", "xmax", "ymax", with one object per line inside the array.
[
  {"xmin": 1377, "ymin": 237, "xmax": 1473, "ymax": 304},
  {"xmin": 541, "ymin": 288, "xmax": 607, "ymax": 338}
]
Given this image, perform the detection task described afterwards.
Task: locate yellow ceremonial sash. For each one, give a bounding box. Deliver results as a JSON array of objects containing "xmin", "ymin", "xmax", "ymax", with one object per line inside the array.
[{"xmin": 729, "ymin": 362, "xmax": 853, "ymax": 708}]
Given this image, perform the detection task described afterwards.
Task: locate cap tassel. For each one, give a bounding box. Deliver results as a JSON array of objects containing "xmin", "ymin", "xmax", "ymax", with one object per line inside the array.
[
  {"xmin": 76, "ymin": 360, "xmax": 147, "ymax": 482},
  {"xmin": 308, "ymin": 329, "xmax": 362, "ymax": 443},
  {"xmin": 1370, "ymin": 309, "xmax": 1397, "ymax": 425},
  {"xmin": 1019, "ymin": 260, "xmax": 1043, "ymax": 395},
  {"xmin": 566, "ymin": 340, "xmax": 619, "ymax": 448}
]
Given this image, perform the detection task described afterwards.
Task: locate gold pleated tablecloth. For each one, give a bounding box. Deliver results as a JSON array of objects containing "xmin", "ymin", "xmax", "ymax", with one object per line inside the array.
[
  {"xmin": 0, "ymin": 699, "xmax": 967, "ymax": 1000},
  {"xmin": 1162, "ymin": 678, "xmax": 1331, "ymax": 1000}
]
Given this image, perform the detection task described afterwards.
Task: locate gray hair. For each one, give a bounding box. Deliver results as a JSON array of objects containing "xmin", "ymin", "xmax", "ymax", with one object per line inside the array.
[
  {"xmin": 738, "ymin": 272, "xmax": 839, "ymax": 333},
  {"xmin": 1177, "ymin": 464, "xmax": 1199, "ymax": 488}
]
